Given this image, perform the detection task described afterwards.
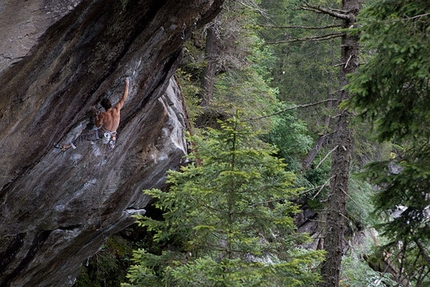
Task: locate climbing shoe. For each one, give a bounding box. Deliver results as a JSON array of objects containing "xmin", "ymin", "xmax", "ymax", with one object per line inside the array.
[{"xmin": 54, "ymin": 143, "xmax": 76, "ymax": 151}]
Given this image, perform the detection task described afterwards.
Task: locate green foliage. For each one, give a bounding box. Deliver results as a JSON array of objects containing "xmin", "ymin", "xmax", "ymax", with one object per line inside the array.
[
  {"xmin": 350, "ymin": 119, "xmax": 392, "ymax": 168},
  {"xmin": 340, "ymin": 235, "xmax": 397, "ymax": 287},
  {"xmin": 366, "ymin": 155, "xmax": 430, "ymax": 240},
  {"xmin": 123, "ymin": 116, "xmax": 324, "ymax": 286},
  {"xmin": 264, "ymin": 109, "xmax": 313, "ymax": 172},
  {"xmin": 179, "ymin": 1, "xmax": 281, "ymax": 130},
  {"xmin": 258, "ymin": 0, "xmax": 340, "ymax": 133},
  {"xmin": 347, "ymin": 0, "xmax": 430, "ymax": 141},
  {"xmin": 175, "ymin": 69, "xmax": 203, "ymax": 124},
  {"xmin": 75, "ymin": 235, "xmax": 133, "ymax": 287},
  {"xmin": 346, "ymin": 0, "xmax": 430, "ymax": 284},
  {"xmin": 210, "ymin": 4, "xmax": 281, "ymax": 127},
  {"xmin": 346, "ymin": 175, "xmax": 375, "ymax": 228},
  {"xmin": 365, "ymin": 236, "xmax": 430, "ymax": 286},
  {"xmin": 346, "ymin": 0, "xmax": 430, "ymax": 246}
]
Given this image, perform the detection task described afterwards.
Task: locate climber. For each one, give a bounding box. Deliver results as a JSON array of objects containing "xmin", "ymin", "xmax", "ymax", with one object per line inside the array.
[{"xmin": 57, "ymin": 77, "xmax": 129, "ymax": 151}]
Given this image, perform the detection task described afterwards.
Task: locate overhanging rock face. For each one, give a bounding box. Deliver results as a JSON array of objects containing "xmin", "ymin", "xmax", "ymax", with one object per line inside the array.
[{"xmin": 0, "ymin": 0, "xmax": 223, "ymax": 286}]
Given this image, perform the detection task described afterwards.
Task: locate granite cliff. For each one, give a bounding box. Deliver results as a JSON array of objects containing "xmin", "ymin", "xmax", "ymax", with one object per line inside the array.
[{"xmin": 0, "ymin": 0, "xmax": 223, "ymax": 286}]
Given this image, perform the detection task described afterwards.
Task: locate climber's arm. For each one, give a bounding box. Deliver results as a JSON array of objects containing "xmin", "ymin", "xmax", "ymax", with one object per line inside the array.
[{"xmin": 115, "ymin": 77, "xmax": 129, "ymax": 110}]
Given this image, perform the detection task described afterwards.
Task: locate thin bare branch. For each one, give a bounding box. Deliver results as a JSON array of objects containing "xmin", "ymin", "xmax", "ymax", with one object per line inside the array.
[
  {"xmin": 344, "ymin": 54, "xmax": 353, "ymax": 68},
  {"xmin": 339, "ymin": 187, "xmax": 367, "ymax": 213},
  {"xmin": 300, "ymin": 176, "xmax": 334, "ymax": 196},
  {"xmin": 301, "ymin": 3, "xmax": 352, "ymax": 20},
  {"xmin": 265, "ymin": 32, "xmax": 344, "ymax": 44},
  {"xmin": 403, "ymin": 12, "xmax": 430, "ymax": 21},
  {"xmin": 312, "ymin": 175, "xmax": 336, "ymax": 200},
  {"xmin": 315, "ymin": 145, "xmax": 338, "ymax": 170},
  {"xmin": 237, "ymin": 0, "xmax": 266, "ymax": 16},
  {"xmin": 246, "ymin": 98, "xmax": 337, "ymax": 121},
  {"xmin": 367, "ymin": 12, "xmax": 430, "ymax": 25},
  {"xmin": 259, "ymin": 24, "xmax": 342, "ymax": 30}
]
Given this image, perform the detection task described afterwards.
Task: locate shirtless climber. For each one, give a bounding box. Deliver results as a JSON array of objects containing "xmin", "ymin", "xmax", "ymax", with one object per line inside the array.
[{"xmin": 57, "ymin": 77, "xmax": 129, "ymax": 151}]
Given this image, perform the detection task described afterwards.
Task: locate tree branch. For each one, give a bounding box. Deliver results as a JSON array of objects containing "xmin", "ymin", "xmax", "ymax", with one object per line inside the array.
[
  {"xmin": 311, "ymin": 175, "xmax": 336, "ymax": 200},
  {"xmin": 259, "ymin": 24, "xmax": 342, "ymax": 30},
  {"xmin": 301, "ymin": 3, "xmax": 353, "ymax": 20},
  {"xmin": 315, "ymin": 145, "xmax": 338, "ymax": 170},
  {"xmin": 265, "ymin": 32, "xmax": 344, "ymax": 45},
  {"xmin": 246, "ymin": 98, "xmax": 337, "ymax": 121},
  {"xmin": 403, "ymin": 12, "xmax": 430, "ymax": 21},
  {"xmin": 414, "ymin": 238, "xmax": 430, "ymax": 269},
  {"xmin": 303, "ymin": 87, "xmax": 335, "ymax": 170}
]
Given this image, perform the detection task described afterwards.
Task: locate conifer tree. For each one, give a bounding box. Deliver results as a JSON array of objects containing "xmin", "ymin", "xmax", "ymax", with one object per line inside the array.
[
  {"xmin": 123, "ymin": 115, "xmax": 324, "ymax": 287},
  {"xmin": 347, "ymin": 0, "xmax": 430, "ymax": 284},
  {"xmin": 260, "ymin": 1, "xmax": 360, "ymax": 285}
]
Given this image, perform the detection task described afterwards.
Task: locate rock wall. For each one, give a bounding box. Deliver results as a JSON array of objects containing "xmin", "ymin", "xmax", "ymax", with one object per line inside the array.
[
  {"xmin": 0, "ymin": 0, "xmax": 223, "ymax": 286},
  {"xmin": 0, "ymin": 0, "xmax": 82, "ymax": 73}
]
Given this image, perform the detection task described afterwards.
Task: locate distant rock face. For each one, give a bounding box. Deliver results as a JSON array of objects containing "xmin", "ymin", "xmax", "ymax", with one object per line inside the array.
[{"xmin": 0, "ymin": 0, "xmax": 223, "ymax": 286}]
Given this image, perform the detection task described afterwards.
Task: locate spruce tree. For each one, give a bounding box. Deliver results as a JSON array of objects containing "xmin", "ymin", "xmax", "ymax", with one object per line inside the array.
[
  {"xmin": 123, "ymin": 115, "xmax": 324, "ymax": 287},
  {"xmin": 347, "ymin": 0, "xmax": 430, "ymax": 284}
]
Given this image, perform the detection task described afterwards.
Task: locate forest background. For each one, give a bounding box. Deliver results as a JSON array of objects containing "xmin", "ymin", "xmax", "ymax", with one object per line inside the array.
[{"xmin": 74, "ymin": 0, "xmax": 430, "ymax": 286}]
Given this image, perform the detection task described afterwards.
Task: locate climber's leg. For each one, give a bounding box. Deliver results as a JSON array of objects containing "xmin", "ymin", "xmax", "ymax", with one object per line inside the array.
[{"xmin": 55, "ymin": 129, "xmax": 101, "ymax": 151}]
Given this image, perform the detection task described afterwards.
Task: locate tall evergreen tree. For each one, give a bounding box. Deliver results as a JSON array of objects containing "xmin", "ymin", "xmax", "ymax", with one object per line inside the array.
[
  {"xmin": 347, "ymin": 0, "xmax": 430, "ymax": 284},
  {"xmin": 180, "ymin": 0, "xmax": 280, "ymax": 129},
  {"xmin": 319, "ymin": 0, "xmax": 360, "ymax": 286},
  {"xmin": 123, "ymin": 115, "xmax": 324, "ymax": 287},
  {"xmin": 258, "ymin": 0, "xmax": 340, "ymax": 142},
  {"xmin": 259, "ymin": 1, "xmax": 361, "ymax": 285},
  {"xmin": 201, "ymin": 14, "xmax": 221, "ymax": 108}
]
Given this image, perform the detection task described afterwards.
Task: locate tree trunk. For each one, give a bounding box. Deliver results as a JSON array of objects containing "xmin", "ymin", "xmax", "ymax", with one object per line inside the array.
[
  {"xmin": 320, "ymin": 0, "xmax": 360, "ymax": 286},
  {"xmin": 201, "ymin": 16, "xmax": 220, "ymax": 107}
]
